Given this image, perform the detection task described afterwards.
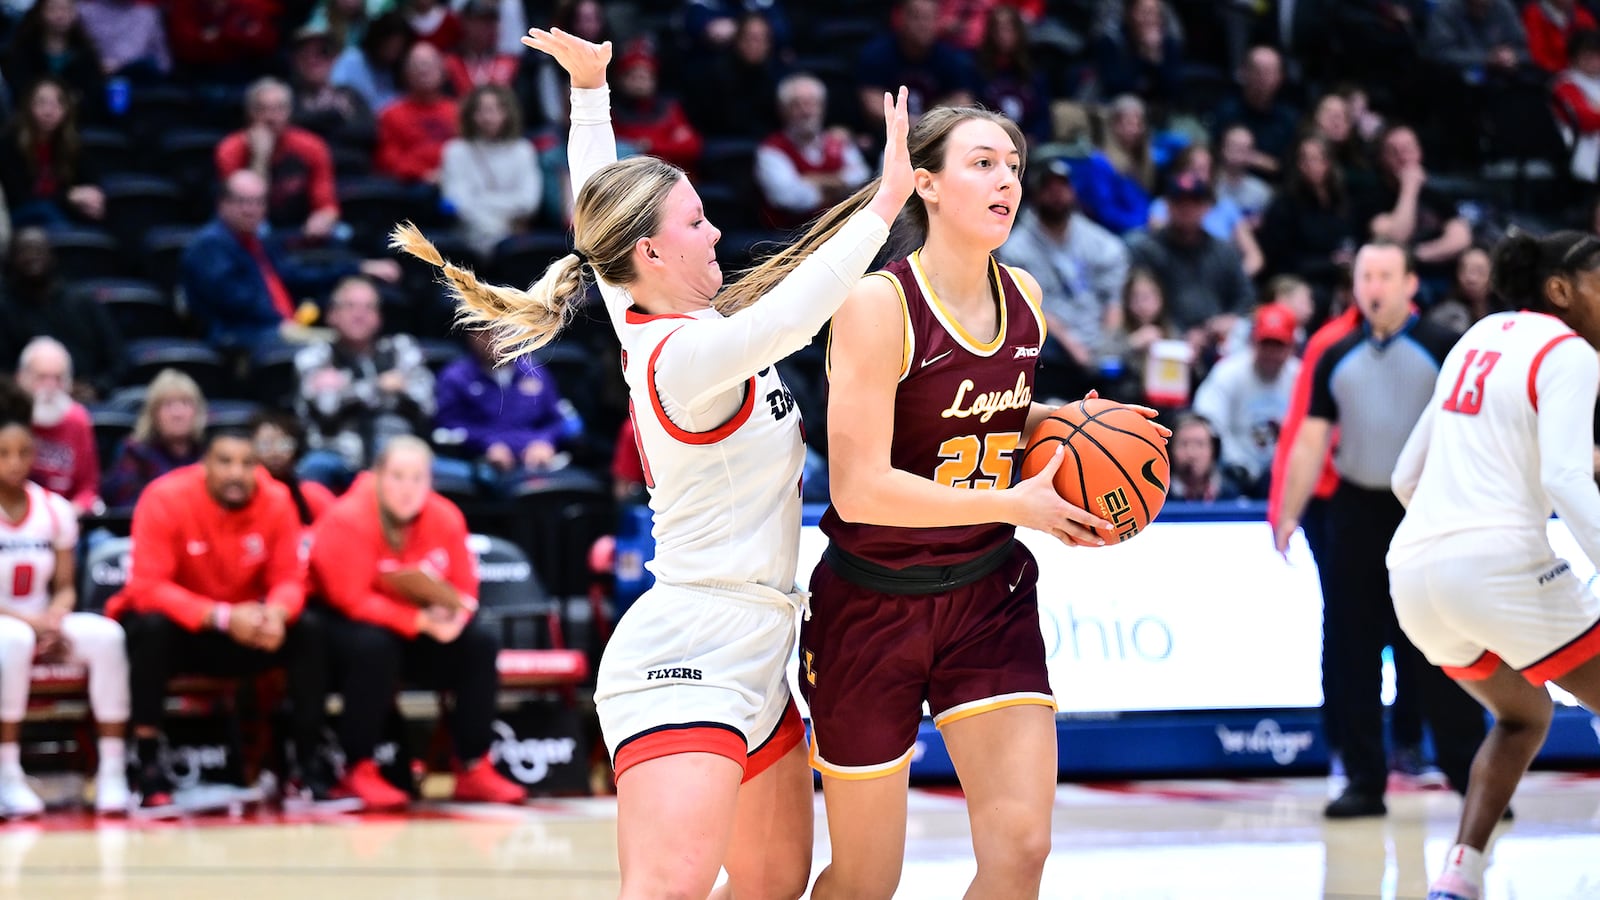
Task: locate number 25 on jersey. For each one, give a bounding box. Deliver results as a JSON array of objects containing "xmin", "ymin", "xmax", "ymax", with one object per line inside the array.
[{"xmin": 1442, "ymin": 349, "xmax": 1501, "ymax": 416}]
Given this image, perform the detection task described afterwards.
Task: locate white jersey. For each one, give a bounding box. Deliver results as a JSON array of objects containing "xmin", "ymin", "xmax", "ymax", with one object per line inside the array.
[
  {"xmin": 568, "ymin": 86, "xmax": 888, "ymax": 593},
  {"xmin": 1389, "ymin": 311, "xmax": 1600, "ymax": 570},
  {"xmin": 0, "ymin": 483, "xmax": 77, "ymax": 615}
]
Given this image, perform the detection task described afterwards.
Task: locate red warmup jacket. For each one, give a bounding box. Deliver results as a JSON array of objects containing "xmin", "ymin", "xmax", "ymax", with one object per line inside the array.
[
  {"xmin": 308, "ymin": 472, "xmax": 478, "ymax": 638},
  {"xmin": 374, "ymin": 96, "xmax": 459, "ymax": 183},
  {"xmin": 106, "ymin": 465, "xmax": 307, "ymax": 630},
  {"xmin": 1267, "ymin": 306, "xmax": 1361, "ymax": 530},
  {"xmin": 1524, "ymin": 2, "xmax": 1597, "ymax": 72}
]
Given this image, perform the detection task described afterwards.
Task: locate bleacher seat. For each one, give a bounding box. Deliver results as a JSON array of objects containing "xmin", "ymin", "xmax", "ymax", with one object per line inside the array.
[
  {"xmin": 64, "ymin": 278, "xmax": 185, "ymax": 341},
  {"xmin": 80, "ymin": 127, "xmax": 140, "ymax": 176},
  {"xmin": 47, "ymin": 228, "xmax": 122, "ymax": 280},
  {"xmin": 416, "ymin": 337, "xmax": 462, "ymax": 374},
  {"xmin": 125, "ymin": 339, "xmax": 231, "ymax": 399},
  {"xmin": 507, "ymin": 469, "xmax": 615, "ymax": 600},
  {"xmin": 142, "ymin": 225, "xmax": 200, "ymax": 294},
  {"xmin": 88, "ymin": 408, "xmax": 137, "ymax": 475},
  {"xmin": 101, "ymin": 385, "xmax": 148, "ymax": 413},
  {"xmin": 467, "ymin": 534, "xmax": 589, "ymax": 691},
  {"xmin": 102, "ymin": 174, "xmax": 191, "ymax": 254},
  {"xmin": 337, "ymin": 176, "xmax": 433, "ymax": 246},
  {"xmin": 488, "ymin": 230, "xmax": 571, "ymax": 289},
  {"xmin": 246, "ymin": 343, "xmax": 302, "ymax": 408},
  {"xmin": 126, "ymin": 84, "xmax": 198, "ymax": 146}
]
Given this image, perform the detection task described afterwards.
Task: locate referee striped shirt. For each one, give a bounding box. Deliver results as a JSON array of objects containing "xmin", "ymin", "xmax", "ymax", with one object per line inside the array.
[{"xmin": 1308, "ymin": 313, "xmax": 1460, "ymax": 491}]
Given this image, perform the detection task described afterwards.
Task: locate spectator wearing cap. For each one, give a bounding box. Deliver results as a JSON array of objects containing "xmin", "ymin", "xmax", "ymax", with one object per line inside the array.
[
  {"xmin": 1126, "ymin": 172, "xmax": 1252, "ymax": 355},
  {"xmin": 611, "ymin": 39, "xmax": 703, "ymax": 172},
  {"xmin": 446, "ymin": 1, "xmax": 519, "ymax": 95},
  {"xmin": 1191, "ymin": 302, "xmax": 1301, "ymax": 495},
  {"xmin": 754, "ymin": 73, "xmax": 871, "ymax": 230},
  {"xmin": 998, "ymin": 156, "xmax": 1128, "ymax": 399},
  {"xmin": 374, "ymin": 41, "xmax": 458, "ymax": 185},
  {"xmin": 217, "ymin": 78, "xmax": 342, "ymax": 240}
]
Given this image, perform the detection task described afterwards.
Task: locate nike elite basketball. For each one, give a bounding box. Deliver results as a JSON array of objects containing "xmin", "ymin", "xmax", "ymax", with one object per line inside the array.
[{"xmin": 1018, "ymin": 398, "xmax": 1170, "ymax": 544}]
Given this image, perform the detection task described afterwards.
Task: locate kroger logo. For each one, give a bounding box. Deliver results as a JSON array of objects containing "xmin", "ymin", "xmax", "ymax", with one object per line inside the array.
[
  {"xmin": 490, "ymin": 720, "xmax": 578, "ymax": 785},
  {"xmin": 1215, "ymin": 719, "xmax": 1315, "ymax": 766}
]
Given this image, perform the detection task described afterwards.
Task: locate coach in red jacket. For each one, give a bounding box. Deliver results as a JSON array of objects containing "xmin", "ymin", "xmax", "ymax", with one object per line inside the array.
[
  {"xmin": 309, "ymin": 435, "xmax": 523, "ymax": 809},
  {"xmin": 109, "ymin": 430, "xmax": 330, "ymax": 809}
]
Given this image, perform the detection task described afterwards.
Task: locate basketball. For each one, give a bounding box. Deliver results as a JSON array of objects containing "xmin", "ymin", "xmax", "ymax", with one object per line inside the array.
[{"xmin": 1017, "ymin": 398, "xmax": 1170, "ymax": 544}]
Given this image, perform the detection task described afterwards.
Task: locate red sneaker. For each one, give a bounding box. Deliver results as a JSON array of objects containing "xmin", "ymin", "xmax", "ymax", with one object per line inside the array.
[
  {"xmin": 332, "ymin": 760, "xmax": 409, "ymax": 811},
  {"xmin": 451, "ymin": 757, "xmax": 526, "ymax": 804}
]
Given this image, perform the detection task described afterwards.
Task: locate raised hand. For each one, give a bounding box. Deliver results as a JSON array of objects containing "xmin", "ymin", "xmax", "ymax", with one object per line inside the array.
[
  {"xmin": 867, "ymin": 86, "xmax": 914, "ymax": 227},
  {"xmin": 520, "ymin": 27, "xmax": 612, "ymax": 90}
]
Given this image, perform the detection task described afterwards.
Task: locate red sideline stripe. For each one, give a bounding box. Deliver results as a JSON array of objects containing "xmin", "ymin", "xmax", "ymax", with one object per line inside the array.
[
  {"xmin": 613, "ymin": 726, "xmax": 747, "ymax": 781},
  {"xmin": 1443, "ymin": 651, "xmax": 1502, "ymax": 681},
  {"xmin": 1522, "ymin": 619, "xmax": 1600, "ymax": 685},
  {"xmin": 743, "ymin": 702, "xmax": 804, "ymax": 784},
  {"xmin": 1528, "ymin": 333, "xmax": 1581, "ymax": 411},
  {"xmin": 647, "ymin": 328, "xmax": 756, "ymax": 445}
]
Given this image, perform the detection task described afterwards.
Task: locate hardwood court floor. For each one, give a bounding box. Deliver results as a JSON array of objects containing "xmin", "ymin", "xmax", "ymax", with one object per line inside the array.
[{"xmin": 1, "ymin": 772, "xmax": 1597, "ymax": 899}]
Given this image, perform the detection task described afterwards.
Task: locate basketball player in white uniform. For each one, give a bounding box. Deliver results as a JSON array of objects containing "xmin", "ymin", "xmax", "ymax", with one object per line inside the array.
[
  {"xmin": 0, "ymin": 382, "xmax": 129, "ymax": 816},
  {"xmin": 390, "ymin": 27, "xmax": 914, "ymax": 899},
  {"xmin": 1388, "ymin": 230, "xmax": 1600, "ymax": 900}
]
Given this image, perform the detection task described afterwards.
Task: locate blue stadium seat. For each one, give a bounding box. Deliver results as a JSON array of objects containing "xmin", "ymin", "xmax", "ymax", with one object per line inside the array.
[
  {"xmin": 125, "ymin": 339, "xmax": 231, "ymax": 398},
  {"xmin": 63, "ymin": 278, "xmax": 185, "ymax": 341}
]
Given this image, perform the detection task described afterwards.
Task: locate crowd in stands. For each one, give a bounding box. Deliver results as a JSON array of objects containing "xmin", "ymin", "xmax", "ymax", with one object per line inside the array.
[{"xmin": 0, "ymin": 0, "xmax": 1599, "ymax": 813}]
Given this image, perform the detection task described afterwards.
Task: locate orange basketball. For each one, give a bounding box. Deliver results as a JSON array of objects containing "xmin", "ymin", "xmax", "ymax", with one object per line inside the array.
[{"xmin": 1017, "ymin": 398, "xmax": 1170, "ymax": 544}]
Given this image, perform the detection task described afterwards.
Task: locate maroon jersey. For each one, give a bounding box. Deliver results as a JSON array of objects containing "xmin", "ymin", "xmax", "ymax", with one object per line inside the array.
[{"xmin": 821, "ymin": 250, "xmax": 1046, "ymax": 568}]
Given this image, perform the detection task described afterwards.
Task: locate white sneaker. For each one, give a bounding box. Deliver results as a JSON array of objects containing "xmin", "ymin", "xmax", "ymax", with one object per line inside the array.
[
  {"xmin": 94, "ymin": 766, "xmax": 130, "ymax": 815},
  {"xmin": 0, "ymin": 770, "xmax": 43, "ymax": 818}
]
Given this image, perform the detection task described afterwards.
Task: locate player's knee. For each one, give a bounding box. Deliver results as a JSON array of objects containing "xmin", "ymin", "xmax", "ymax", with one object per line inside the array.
[
  {"xmin": 619, "ymin": 867, "xmax": 717, "ymax": 900},
  {"xmin": 814, "ymin": 857, "xmax": 902, "ymax": 900},
  {"xmin": 70, "ymin": 614, "xmax": 125, "ymax": 653},
  {"xmin": 0, "ymin": 616, "xmax": 36, "ymax": 657},
  {"xmin": 733, "ymin": 852, "xmax": 811, "ymax": 900},
  {"xmin": 975, "ymin": 813, "xmax": 1051, "ymax": 879}
]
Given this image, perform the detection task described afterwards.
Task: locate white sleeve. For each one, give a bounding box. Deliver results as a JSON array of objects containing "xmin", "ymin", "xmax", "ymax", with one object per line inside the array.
[
  {"xmin": 653, "ymin": 208, "xmax": 890, "ymax": 421},
  {"xmin": 754, "ymin": 145, "xmax": 822, "ymax": 213},
  {"xmin": 48, "ymin": 491, "xmax": 79, "ymax": 551},
  {"xmin": 1537, "ymin": 338, "xmax": 1600, "ymax": 567},
  {"xmin": 1391, "ymin": 399, "xmax": 1436, "ymax": 508},
  {"xmin": 568, "ymin": 86, "xmax": 618, "ymax": 199}
]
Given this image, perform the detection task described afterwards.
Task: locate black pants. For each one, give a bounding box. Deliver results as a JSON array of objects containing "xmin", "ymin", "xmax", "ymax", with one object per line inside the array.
[
  {"xmin": 121, "ymin": 609, "xmax": 330, "ymax": 763},
  {"xmin": 1325, "ymin": 482, "xmax": 1488, "ymax": 795},
  {"xmin": 328, "ymin": 614, "xmax": 502, "ymax": 763},
  {"xmin": 1300, "ymin": 497, "xmax": 1341, "ymax": 752}
]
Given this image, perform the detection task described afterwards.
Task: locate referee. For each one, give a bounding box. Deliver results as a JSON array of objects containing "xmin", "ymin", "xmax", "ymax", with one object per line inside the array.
[{"xmin": 1275, "ymin": 241, "xmax": 1487, "ymax": 818}]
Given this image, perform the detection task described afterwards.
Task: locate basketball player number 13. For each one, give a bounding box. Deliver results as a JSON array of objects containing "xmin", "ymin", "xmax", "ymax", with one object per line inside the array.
[
  {"xmin": 1441, "ymin": 349, "xmax": 1501, "ymax": 416},
  {"xmin": 934, "ymin": 432, "xmax": 1020, "ymax": 489}
]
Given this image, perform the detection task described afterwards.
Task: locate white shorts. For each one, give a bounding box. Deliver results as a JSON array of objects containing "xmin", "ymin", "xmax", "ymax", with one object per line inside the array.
[
  {"xmin": 595, "ymin": 580, "xmax": 805, "ymax": 781},
  {"xmin": 1390, "ymin": 531, "xmax": 1600, "ymax": 685}
]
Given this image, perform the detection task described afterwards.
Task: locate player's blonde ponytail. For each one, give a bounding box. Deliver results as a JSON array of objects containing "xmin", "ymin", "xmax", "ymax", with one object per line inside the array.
[{"xmin": 390, "ymin": 223, "xmax": 583, "ymax": 362}]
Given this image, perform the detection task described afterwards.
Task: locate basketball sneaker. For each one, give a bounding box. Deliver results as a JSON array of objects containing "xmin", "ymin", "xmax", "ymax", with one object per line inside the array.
[
  {"xmin": 94, "ymin": 761, "xmax": 131, "ymax": 815},
  {"xmin": 1426, "ymin": 871, "xmax": 1481, "ymax": 900},
  {"xmin": 0, "ymin": 769, "xmax": 42, "ymax": 818},
  {"xmin": 332, "ymin": 759, "xmax": 409, "ymax": 811},
  {"xmin": 452, "ymin": 756, "xmax": 526, "ymax": 804},
  {"xmin": 132, "ymin": 756, "xmax": 175, "ymax": 810}
]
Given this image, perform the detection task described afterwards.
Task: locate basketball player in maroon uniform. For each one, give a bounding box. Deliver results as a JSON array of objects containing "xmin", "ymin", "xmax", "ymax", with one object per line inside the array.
[{"xmin": 803, "ymin": 107, "xmax": 1168, "ymax": 899}]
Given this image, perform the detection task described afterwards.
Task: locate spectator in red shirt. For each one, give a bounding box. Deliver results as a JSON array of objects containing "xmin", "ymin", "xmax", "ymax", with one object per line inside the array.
[
  {"xmin": 399, "ymin": 0, "xmax": 461, "ymax": 51},
  {"xmin": 309, "ymin": 436, "xmax": 524, "ymax": 809},
  {"xmin": 446, "ymin": 1, "xmax": 519, "ymax": 96},
  {"xmin": 107, "ymin": 432, "xmax": 333, "ymax": 809},
  {"xmin": 15, "ymin": 337, "xmax": 97, "ymax": 513},
  {"xmin": 374, "ymin": 41, "xmax": 459, "ymax": 184},
  {"xmin": 217, "ymin": 78, "xmax": 342, "ymax": 240},
  {"xmin": 611, "ymin": 39, "xmax": 703, "ymax": 173},
  {"xmin": 167, "ymin": 0, "xmax": 281, "ymax": 81},
  {"xmin": 1525, "ymin": 0, "xmax": 1597, "ymax": 72}
]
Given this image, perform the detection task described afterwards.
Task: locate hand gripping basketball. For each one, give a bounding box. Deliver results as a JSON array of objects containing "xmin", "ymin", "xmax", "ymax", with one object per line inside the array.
[
  {"xmin": 1018, "ymin": 394, "xmax": 1172, "ymax": 545},
  {"xmin": 1014, "ymin": 446, "xmax": 1114, "ymax": 547}
]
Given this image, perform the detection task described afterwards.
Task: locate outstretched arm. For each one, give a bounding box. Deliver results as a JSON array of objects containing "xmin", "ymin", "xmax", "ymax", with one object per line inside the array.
[{"xmin": 521, "ymin": 27, "xmax": 614, "ymax": 196}]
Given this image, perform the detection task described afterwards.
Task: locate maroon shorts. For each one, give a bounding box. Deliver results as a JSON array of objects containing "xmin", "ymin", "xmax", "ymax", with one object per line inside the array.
[{"xmin": 799, "ymin": 541, "xmax": 1055, "ymax": 779}]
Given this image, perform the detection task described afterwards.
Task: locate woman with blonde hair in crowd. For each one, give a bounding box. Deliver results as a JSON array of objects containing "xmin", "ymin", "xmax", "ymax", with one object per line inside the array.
[
  {"xmin": 102, "ymin": 369, "xmax": 206, "ymax": 508},
  {"xmin": 392, "ymin": 24, "xmax": 914, "ymax": 900}
]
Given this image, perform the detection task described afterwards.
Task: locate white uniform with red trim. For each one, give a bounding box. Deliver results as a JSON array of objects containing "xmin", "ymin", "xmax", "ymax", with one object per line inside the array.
[
  {"xmin": 1388, "ymin": 311, "xmax": 1600, "ymax": 684},
  {"xmin": 565, "ymin": 85, "xmax": 891, "ymax": 773},
  {"xmin": 0, "ymin": 482, "xmax": 129, "ymax": 723}
]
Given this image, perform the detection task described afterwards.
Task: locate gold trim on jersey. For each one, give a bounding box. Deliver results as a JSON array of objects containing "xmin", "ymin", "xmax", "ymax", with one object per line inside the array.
[
  {"xmin": 909, "ymin": 250, "xmax": 1007, "ymax": 357},
  {"xmin": 827, "ymin": 270, "xmax": 915, "ymax": 383},
  {"xmin": 1002, "ymin": 264, "xmax": 1048, "ymax": 345}
]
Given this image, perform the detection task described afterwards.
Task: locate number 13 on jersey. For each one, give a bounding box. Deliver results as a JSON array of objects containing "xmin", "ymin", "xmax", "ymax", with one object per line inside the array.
[
  {"xmin": 1442, "ymin": 349, "xmax": 1502, "ymax": 416},
  {"xmin": 933, "ymin": 432, "xmax": 1020, "ymax": 489}
]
